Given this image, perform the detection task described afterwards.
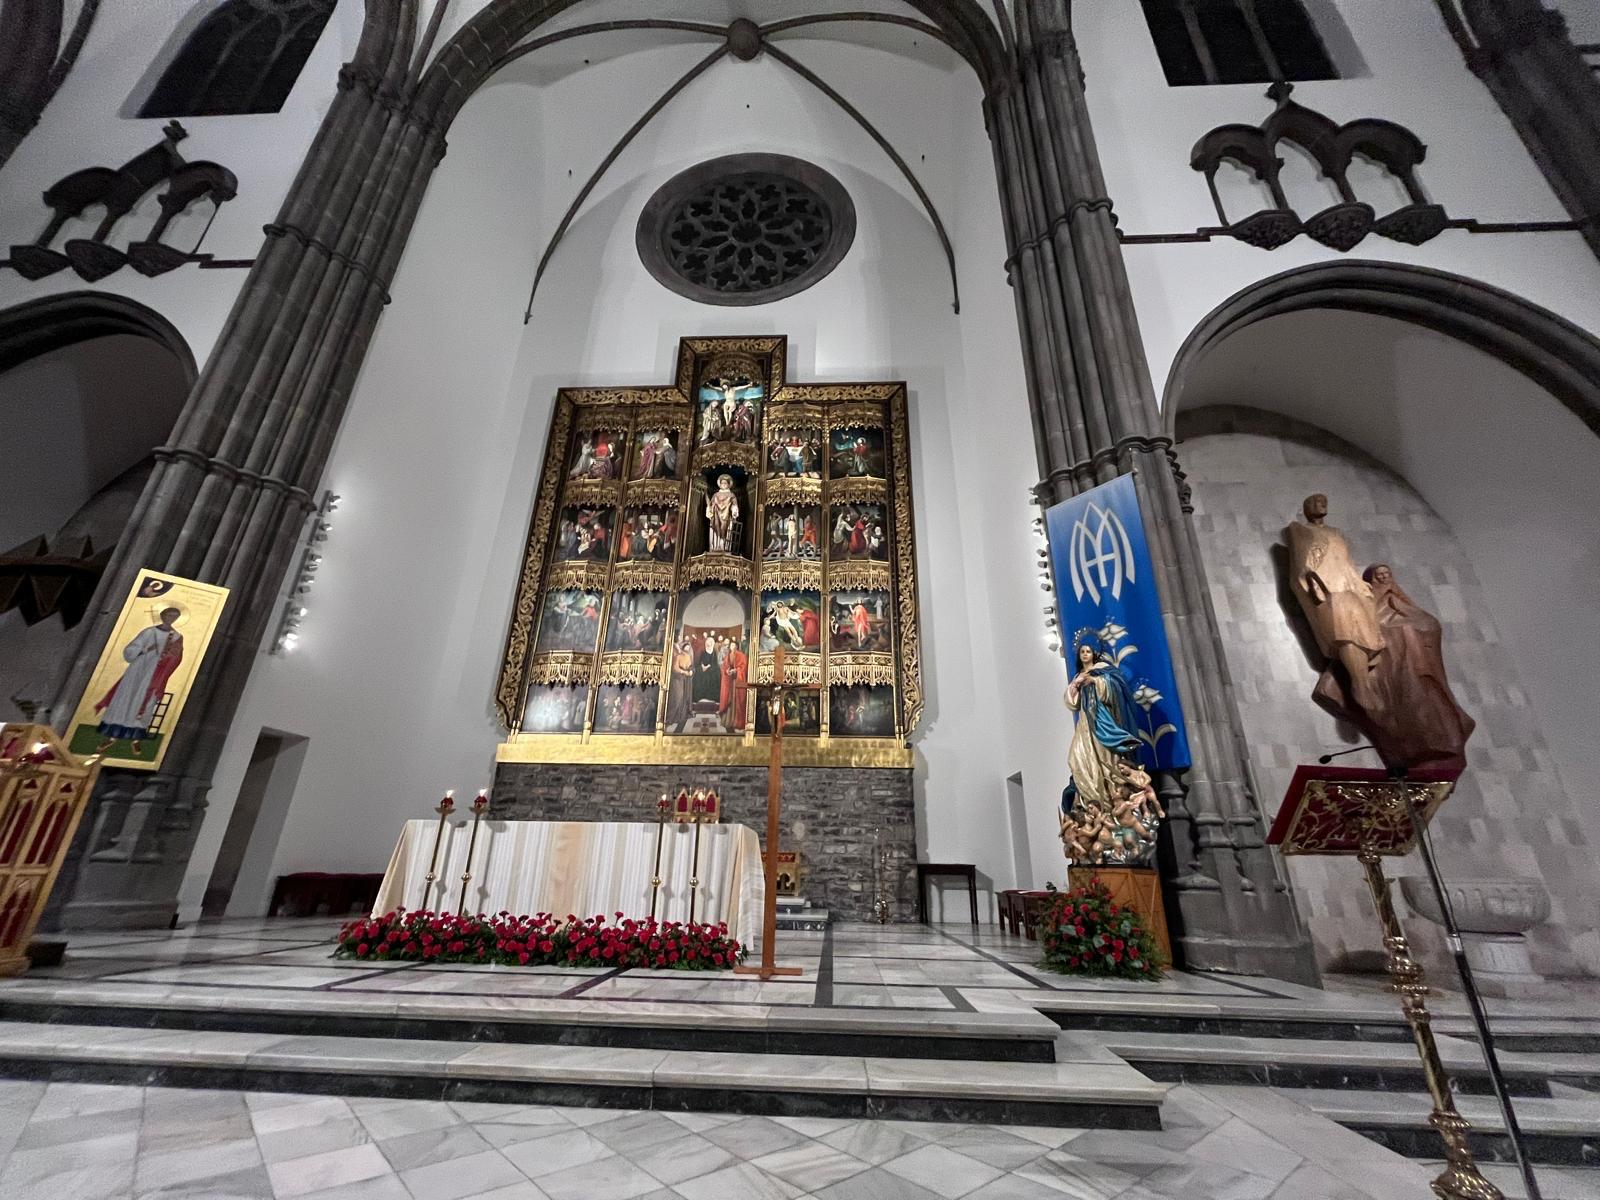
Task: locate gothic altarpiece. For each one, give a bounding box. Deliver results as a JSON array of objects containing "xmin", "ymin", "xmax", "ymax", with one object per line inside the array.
[{"xmin": 494, "ymin": 336, "xmax": 922, "ymax": 771}]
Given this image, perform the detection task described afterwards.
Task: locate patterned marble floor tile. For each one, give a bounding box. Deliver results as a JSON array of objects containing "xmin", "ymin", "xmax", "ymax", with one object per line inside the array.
[
  {"xmin": 701, "ymin": 1115, "xmax": 812, "ymax": 1159},
  {"xmin": 499, "ymin": 1127, "xmax": 615, "ymax": 1178},
  {"xmin": 882, "ymin": 1143, "xmax": 1006, "ymax": 1198},
  {"xmin": 818, "ymin": 1119, "xmax": 933, "ymax": 1165},
  {"xmin": 0, "ymin": 1129, "xmax": 138, "ymax": 1200},
  {"xmin": 457, "ymin": 1183, "xmax": 554, "ymax": 1200},
  {"xmin": 263, "ymin": 1142, "xmax": 391, "ymax": 1199},
  {"xmin": 811, "ymin": 1166, "xmax": 944, "ymax": 1199},
  {"xmin": 296, "ymin": 1173, "xmax": 413, "ymax": 1200},
  {"xmin": 588, "ymin": 1109, "xmax": 685, "ymax": 1153},
  {"xmin": 399, "ymin": 1147, "xmax": 527, "ymax": 1200},
  {"xmin": 1009, "ymin": 1151, "xmax": 1140, "ymax": 1200},
  {"xmin": 672, "ymin": 1160, "xmax": 806, "ymax": 1200},
  {"xmin": 256, "ymin": 1114, "xmax": 372, "ymax": 1165},
  {"xmin": 538, "ymin": 1152, "xmax": 664, "ymax": 1200},
  {"xmin": 619, "ymin": 1130, "xmax": 734, "ymax": 1185},
  {"xmin": 933, "ymin": 1127, "xmax": 1055, "ymax": 1171},
  {"xmin": 133, "ymin": 1162, "xmax": 276, "ymax": 1200},
  {"xmin": 1263, "ymin": 1162, "xmax": 1376, "ymax": 1199},
  {"xmin": 133, "ymin": 1135, "xmax": 263, "ymax": 1193},
  {"xmin": 751, "ymin": 1142, "xmax": 872, "ymax": 1192},
  {"xmin": 377, "ymin": 1122, "xmax": 491, "ymax": 1172}
]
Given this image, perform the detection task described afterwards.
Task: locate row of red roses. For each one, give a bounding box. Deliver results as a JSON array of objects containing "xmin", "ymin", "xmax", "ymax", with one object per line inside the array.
[
  {"xmin": 1036, "ymin": 879, "xmax": 1164, "ymax": 981},
  {"xmin": 334, "ymin": 909, "xmax": 746, "ymax": 970}
]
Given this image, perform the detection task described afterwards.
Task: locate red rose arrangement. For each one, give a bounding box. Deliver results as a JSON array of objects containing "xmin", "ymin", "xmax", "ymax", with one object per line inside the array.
[
  {"xmin": 1036, "ymin": 878, "xmax": 1165, "ymax": 981},
  {"xmin": 333, "ymin": 909, "xmax": 746, "ymax": 970}
]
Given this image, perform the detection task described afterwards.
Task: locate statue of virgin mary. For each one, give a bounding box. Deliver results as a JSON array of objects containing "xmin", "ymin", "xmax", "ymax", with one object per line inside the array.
[{"xmin": 1061, "ymin": 631, "xmax": 1144, "ymax": 811}]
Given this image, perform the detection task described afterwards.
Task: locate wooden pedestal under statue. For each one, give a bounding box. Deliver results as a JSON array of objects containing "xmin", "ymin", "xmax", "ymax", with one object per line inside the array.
[{"xmin": 1069, "ymin": 866, "xmax": 1172, "ymax": 962}]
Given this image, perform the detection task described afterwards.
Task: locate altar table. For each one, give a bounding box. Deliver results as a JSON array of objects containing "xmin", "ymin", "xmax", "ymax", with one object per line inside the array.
[{"xmin": 372, "ymin": 819, "xmax": 764, "ymax": 943}]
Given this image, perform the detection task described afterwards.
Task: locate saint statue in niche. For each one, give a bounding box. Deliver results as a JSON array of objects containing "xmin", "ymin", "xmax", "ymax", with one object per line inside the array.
[
  {"xmin": 1283, "ymin": 495, "xmax": 1476, "ymax": 771},
  {"xmin": 705, "ymin": 474, "xmax": 741, "ymax": 554}
]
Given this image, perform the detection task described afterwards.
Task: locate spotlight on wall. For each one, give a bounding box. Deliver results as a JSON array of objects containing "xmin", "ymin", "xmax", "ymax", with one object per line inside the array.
[{"xmin": 271, "ymin": 489, "xmax": 339, "ymax": 655}]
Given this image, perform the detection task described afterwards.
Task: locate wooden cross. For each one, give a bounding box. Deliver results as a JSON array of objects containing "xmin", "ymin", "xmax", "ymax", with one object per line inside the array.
[{"xmin": 735, "ymin": 645, "xmax": 802, "ymax": 978}]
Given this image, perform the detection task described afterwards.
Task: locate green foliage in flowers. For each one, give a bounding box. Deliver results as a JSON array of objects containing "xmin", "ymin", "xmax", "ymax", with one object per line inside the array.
[
  {"xmin": 334, "ymin": 910, "xmax": 746, "ymax": 970},
  {"xmin": 1036, "ymin": 878, "xmax": 1165, "ymax": 981}
]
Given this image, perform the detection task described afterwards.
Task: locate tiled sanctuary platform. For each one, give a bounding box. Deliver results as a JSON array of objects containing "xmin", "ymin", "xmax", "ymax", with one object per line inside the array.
[{"xmin": 0, "ymin": 918, "xmax": 1597, "ymax": 1198}]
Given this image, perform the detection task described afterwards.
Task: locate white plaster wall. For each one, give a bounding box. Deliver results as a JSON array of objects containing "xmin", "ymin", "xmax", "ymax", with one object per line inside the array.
[
  {"xmin": 1076, "ymin": 0, "xmax": 1600, "ymax": 386},
  {"xmin": 179, "ymin": 32, "xmax": 1073, "ymax": 920}
]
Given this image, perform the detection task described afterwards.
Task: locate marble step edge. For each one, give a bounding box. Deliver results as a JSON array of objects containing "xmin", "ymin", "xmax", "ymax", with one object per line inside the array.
[
  {"xmin": 0, "ymin": 1022, "xmax": 1169, "ymax": 1106},
  {"xmin": 1298, "ymin": 1089, "xmax": 1600, "ymax": 1137},
  {"xmin": 0, "ymin": 979, "xmax": 1057, "ymax": 1040},
  {"xmin": 1098, "ymin": 1031, "xmax": 1579, "ymax": 1078}
]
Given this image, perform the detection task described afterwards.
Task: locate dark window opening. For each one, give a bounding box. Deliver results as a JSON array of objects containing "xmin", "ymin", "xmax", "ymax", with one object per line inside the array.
[
  {"xmin": 137, "ymin": 0, "xmax": 335, "ymax": 118},
  {"xmin": 1141, "ymin": 0, "xmax": 1340, "ymax": 87}
]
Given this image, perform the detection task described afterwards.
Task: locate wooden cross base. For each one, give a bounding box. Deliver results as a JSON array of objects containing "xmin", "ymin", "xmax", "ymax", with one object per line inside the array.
[{"xmin": 733, "ymin": 964, "xmax": 805, "ymax": 978}]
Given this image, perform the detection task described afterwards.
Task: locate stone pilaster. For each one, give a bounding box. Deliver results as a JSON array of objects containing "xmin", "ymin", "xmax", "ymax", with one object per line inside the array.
[{"xmin": 983, "ymin": 2, "xmax": 1318, "ymax": 983}]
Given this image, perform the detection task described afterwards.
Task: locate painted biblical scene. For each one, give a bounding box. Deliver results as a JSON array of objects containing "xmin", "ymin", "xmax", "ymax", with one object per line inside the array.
[
  {"xmin": 696, "ymin": 373, "xmax": 762, "ymax": 446},
  {"xmin": 605, "ymin": 590, "xmax": 669, "ymax": 653},
  {"xmin": 766, "ymin": 428, "xmax": 823, "ymax": 478},
  {"xmin": 830, "ymin": 503, "xmax": 888, "ymax": 561},
  {"xmin": 536, "ymin": 589, "xmax": 602, "ymax": 652},
  {"xmin": 593, "ymin": 684, "xmax": 659, "ymax": 734},
  {"xmin": 830, "ymin": 684, "xmax": 897, "ymax": 737},
  {"xmin": 759, "ymin": 590, "xmax": 822, "ymax": 653},
  {"xmin": 756, "ymin": 687, "xmax": 821, "ymax": 736},
  {"xmin": 664, "ymin": 586, "xmax": 750, "ymax": 735},
  {"xmin": 568, "ymin": 431, "xmax": 624, "ymax": 480},
  {"xmin": 689, "ymin": 468, "xmax": 749, "ymax": 558},
  {"xmin": 523, "ymin": 684, "xmax": 588, "ymax": 733},
  {"xmin": 617, "ymin": 506, "xmax": 678, "ymax": 563},
  {"xmin": 631, "ymin": 428, "xmax": 679, "ymax": 480},
  {"xmin": 829, "ymin": 427, "xmax": 885, "ymax": 479},
  {"xmin": 828, "ymin": 590, "xmax": 892, "ymax": 653},
  {"xmin": 65, "ymin": 571, "xmax": 230, "ymax": 771},
  {"xmin": 554, "ymin": 505, "xmax": 613, "ymax": 563},
  {"xmin": 762, "ymin": 504, "xmax": 821, "ymax": 560}
]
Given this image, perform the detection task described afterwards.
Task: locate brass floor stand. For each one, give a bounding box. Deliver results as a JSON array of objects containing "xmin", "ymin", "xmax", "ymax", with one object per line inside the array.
[{"xmin": 1359, "ymin": 846, "xmax": 1503, "ymax": 1200}]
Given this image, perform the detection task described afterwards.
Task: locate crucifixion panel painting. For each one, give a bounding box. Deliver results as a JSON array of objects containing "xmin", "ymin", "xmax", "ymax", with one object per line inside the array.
[{"xmin": 495, "ymin": 336, "xmax": 922, "ymax": 764}]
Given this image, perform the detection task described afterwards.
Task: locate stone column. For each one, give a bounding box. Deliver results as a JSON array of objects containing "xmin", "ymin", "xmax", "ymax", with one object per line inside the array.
[
  {"xmin": 984, "ymin": 2, "xmax": 1319, "ymax": 983},
  {"xmin": 42, "ymin": 1, "xmax": 426, "ymax": 928},
  {"xmin": 1453, "ymin": 0, "xmax": 1600, "ymax": 260}
]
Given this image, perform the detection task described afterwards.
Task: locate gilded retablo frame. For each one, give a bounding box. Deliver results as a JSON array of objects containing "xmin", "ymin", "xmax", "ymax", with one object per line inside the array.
[{"xmin": 495, "ymin": 335, "xmax": 921, "ymax": 768}]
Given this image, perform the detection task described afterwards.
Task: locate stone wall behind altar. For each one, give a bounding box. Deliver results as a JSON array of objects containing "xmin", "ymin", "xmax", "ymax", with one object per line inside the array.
[
  {"xmin": 1178, "ymin": 405, "xmax": 1599, "ymax": 979},
  {"xmin": 489, "ymin": 764, "xmax": 915, "ymax": 924}
]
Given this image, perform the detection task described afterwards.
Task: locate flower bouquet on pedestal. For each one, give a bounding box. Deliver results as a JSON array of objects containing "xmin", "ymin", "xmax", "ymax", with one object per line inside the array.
[{"xmin": 1035, "ymin": 877, "xmax": 1165, "ymax": 981}]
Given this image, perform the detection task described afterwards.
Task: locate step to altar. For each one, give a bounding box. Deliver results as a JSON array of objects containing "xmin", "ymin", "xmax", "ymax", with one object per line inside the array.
[{"xmin": 0, "ymin": 1019, "xmax": 1167, "ymax": 1129}]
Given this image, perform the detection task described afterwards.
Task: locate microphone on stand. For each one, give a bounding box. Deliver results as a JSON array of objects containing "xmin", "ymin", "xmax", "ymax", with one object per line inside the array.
[{"xmin": 1317, "ymin": 745, "xmax": 1374, "ymax": 764}]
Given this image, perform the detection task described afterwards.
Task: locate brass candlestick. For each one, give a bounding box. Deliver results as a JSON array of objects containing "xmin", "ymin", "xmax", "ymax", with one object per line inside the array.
[
  {"xmin": 649, "ymin": 792, "xmax": 669, "ymax": 921},
  {"xmin": 687, "ymin": 788, "xmax": 705, "ymax": 925},
  {"xmin": 456, "ymin": 790, "xmax": 490, "ymax": 917},
  {"xmin": 421, "ymin": 790, "xmax": 454, "ymax": 911},
  {"xmin": 871, "ymin": 826, "xmax": 892, "ymax": 924}
]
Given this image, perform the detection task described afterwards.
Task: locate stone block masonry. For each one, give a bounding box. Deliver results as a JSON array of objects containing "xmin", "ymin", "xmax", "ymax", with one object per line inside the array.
[{"xmin": 490, "ymin": 763, "xmax": 915, "ymax": 923}]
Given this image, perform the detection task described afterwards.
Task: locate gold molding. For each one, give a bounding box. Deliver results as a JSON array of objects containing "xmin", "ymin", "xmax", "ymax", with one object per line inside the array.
[
  {"xmin": 764, "ymin": 477, "xmax": 822, "ymax": 505},
  {"xmin": 824, "ymin": 399, "xmax": 892, "ymax": 426},
  {"xmin": 612, "ymin": 560, "xmax": 675, "ymax": 591},
  {"xmin": 889, "ymin": 384, "xmax": 923, "ymax": 733},
  {"xmin": 775, "ymin": 384, "xmax": 898, "ymax": 407},
  {"xmin": 766, "ymin": 403, "xmax": 825, "ymax": 428},
  {"xmin": 758, "ymin": 559, "xmax": 822, "ymax": 591},
  {"xmin": 828, "ymin": 478, "xmax": 887, "ymax": 505},
  {"xmin": 498, "ymin": 731, "xmax": 913, "ymax": 770},
  {"xmin": 683, "ymin": 553, "xmax": 754, "ymax": 589},
  {"xmin": 597, "ymin": 652, "xmax": 663, "ymax": 685},
  {"xmin": 562, "ymin": 478, "xmax": 621, "ymax": 506},
  {"xmin": 623, "ymin": 479, "xmax": 682, "ymax": 507},
  {"xmin": 692, "ymin": 440, "xmax": 759, "ymax": 474},
  {"xmin": 827, "ymin": 559, "xmax": 890, "ymax": 591},
  {"xmin": 755, "ymin": 652, "xmax": 822, "ymax": 685},
  {"xmin": 546, "ymin": 560, "xmax": 610, "ymax": 591},
  {"xmin": 634, "ymin": 403, "xmax": 693, "ymax": 427},
  {"xmin": 828, "ymin": 654, "xmax": 897, "ymax": 686},
  {"xmin": 528, "ymin": 651, "xmax": 593, "ymax": 686}
]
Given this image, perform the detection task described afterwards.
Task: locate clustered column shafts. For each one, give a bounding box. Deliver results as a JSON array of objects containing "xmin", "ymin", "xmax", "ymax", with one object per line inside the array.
[
  {"xmin": 984, "ymin": 2, "xmax": 1317, "ymax": 983},
  {"xmin": 43, "ymin": 0, "xmax": 443, "ymax": 928}
]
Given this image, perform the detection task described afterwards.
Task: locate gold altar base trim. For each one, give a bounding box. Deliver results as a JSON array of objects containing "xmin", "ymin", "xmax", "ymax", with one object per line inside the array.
[{"xmin": 497, "ymin": 732, "xmax": 913, "ymax": 769}]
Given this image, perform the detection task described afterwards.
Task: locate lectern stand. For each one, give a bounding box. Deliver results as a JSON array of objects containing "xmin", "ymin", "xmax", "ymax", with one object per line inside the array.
[{"xmin": 1269, "ymin": 765, "xmax": 1502, "ymax": 1200}]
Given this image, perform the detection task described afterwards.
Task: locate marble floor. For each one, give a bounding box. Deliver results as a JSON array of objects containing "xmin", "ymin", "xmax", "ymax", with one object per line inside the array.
[{"xmin": 0, "ymin": 1076, "xmax": 1446, "ymax": 1200}]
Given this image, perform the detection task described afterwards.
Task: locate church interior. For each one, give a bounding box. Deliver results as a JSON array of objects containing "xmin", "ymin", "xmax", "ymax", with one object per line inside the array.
[{"xmin": 1, "ymin": 2, "xmax": 1598, "ymax": 1198}]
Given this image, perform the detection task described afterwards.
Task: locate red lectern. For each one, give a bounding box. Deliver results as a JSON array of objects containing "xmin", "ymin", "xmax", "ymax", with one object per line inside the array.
[{"xmin": 1270, "ymin": 765, "xmax": 1501, "ymax": 1200}]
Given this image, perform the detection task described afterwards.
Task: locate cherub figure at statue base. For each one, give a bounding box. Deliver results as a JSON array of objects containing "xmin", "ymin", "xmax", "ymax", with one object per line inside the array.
[{"xmin": 1058, "ymin": 761, "xmax": 1163, "ymax": 869}]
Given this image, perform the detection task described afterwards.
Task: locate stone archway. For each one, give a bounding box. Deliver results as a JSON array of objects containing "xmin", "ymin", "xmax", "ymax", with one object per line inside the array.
[{"xmin": 1161, "ymin": 260, "xmax": 1600, "ymax": 441}]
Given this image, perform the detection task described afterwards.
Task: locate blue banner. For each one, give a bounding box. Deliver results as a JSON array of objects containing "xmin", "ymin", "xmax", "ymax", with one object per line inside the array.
[{"xmin": 1045, "ymin": 473, "xmax": 1191, "ymax": 772}]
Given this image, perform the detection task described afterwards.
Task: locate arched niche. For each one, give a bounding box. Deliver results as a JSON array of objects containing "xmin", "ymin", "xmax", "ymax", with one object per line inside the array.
[
  {"xmin": 0, "ymin": 293, "xmax": 194, "ymax": 721},
  {"xmin": 1164, "ymin": 269, "xmax": 1600, "ymax": 977}
]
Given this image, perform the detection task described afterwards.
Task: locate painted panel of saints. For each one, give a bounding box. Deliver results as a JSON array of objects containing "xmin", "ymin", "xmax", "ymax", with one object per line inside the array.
[
  {"xmin": 697, "ymin": 374, "xmax": 762, "ymax": 446},
  {"xmin": 631, "ymin": 428, "xmax": 679, "ymax": 480},
  {"xmin": 762, "ymin": 504, "xmax": 821, "ymax": 560},
  {"xmin": 593, "ymin": 684, "xmax": 659, "ymax": 733},
  {"xmin": 568, "ymin": 431, "xmax": 624, "ymax": 480},
  {"xmin": 664, "ymin": 586, "xmax": 749, "ymax": 735},
  {"xmin": 829, "ymin": 427, "xmax": 885, "ymax": 478},
  {"xmin": 828, "ymin": 590, "xmax": 892, "ymax": 653},
  {"xmin": 829, "ymin": 503, "xmax": 887, "ymax": 561},
  {"xmin": 829, "ymin": 684, "xmax": 896, "ymax": 737},
  {"xmin": 554, "ymin": 506, "xmax": 613, "ymax": 563},
  {"xmin": 759, "ymin": 590, "xmax": 822, "ymax": 653},
  {"xmin": 523, "ymin": 684, "xmax": 587, "ymax": 733},
  {"xmin": 766, "ymin": 428, "xmax": 822, "ymax": 478},
  {"xmin": 536, "ymin": 589, "xmax": 602, "ymax": 652},
  {"xmin": 605, "ymin": 590, "xmax": 669, "ymax": 653},
  {"xmin": 617, "ymin": 506, "xmax": 678, "ymax": 564}
]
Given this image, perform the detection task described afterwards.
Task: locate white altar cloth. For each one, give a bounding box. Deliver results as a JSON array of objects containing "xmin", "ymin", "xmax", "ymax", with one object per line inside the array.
[{"xmin": 372, "ymin": 820, "xmax": 764, "ymax": 943}]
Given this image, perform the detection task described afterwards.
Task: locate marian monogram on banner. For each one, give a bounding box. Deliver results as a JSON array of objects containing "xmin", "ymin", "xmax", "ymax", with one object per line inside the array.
[{"xmin": 1047, "ymin": 474, "xmax": 1191, "ymax": 774}]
